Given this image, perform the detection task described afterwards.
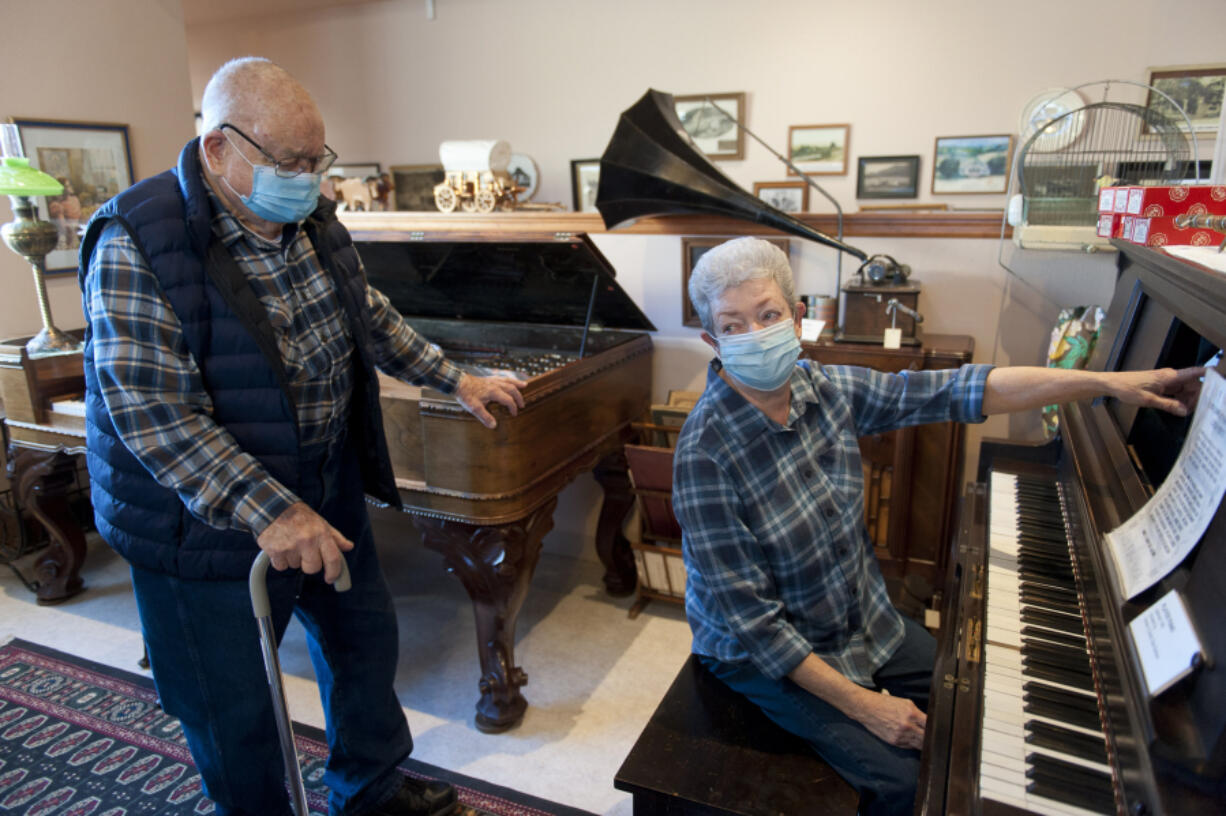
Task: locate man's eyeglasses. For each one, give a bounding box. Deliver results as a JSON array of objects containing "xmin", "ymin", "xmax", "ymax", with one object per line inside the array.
[{"xmin": 218, "ymin": 123, "xmax": 337, "ymax": 178}]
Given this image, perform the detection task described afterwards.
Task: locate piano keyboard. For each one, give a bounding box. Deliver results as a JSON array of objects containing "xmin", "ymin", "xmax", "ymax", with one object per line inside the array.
[{"xmin": 980, "ymin": 472, "xmax": 1117, "ymax": 816}]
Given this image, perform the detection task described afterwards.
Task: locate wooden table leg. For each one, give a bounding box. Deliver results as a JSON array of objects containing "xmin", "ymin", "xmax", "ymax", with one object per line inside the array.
[
  {"xmin": 8, "ymin": 447, "xmax": 86, "ymax": 605},
  {"xmin": 414, "ymin": 497, "xmax": 556, "ymax": 733},
  {"xmin": 592, "ymin": 449, "xmax": 637, "ymax": 597}
]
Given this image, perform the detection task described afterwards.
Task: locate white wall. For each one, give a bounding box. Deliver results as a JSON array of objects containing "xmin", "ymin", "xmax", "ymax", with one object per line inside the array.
[
  {"xmin": 184, "ymin": 0, "xmax": 1225, "ymax": 554},
  {"xmin": 0, "ymin": 0, "xmax": 196, "ymax": 341}
]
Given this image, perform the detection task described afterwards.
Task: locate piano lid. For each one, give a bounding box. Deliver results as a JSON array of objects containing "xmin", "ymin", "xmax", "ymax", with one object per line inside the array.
[{"xmin": 355, "ymin": 234, "xmax": 656, "ymax": 332}]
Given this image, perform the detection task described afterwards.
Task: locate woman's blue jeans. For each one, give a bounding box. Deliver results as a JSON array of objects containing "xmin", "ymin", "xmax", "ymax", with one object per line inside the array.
[{"xmin": 700, "ymin": 616, "xmax": 936, "ymax": 816}]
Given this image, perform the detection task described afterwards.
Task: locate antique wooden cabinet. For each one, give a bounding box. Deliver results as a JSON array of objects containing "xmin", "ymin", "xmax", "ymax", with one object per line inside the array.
[{"xmin": 801, "ymin": 333, "xmax": 974, "ymax": 592}]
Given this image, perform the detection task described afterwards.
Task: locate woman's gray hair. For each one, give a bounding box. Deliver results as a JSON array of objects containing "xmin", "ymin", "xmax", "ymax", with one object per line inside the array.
[{"xmin": 688, "ymin": 237, "xmax": 796, "ymax": 333}]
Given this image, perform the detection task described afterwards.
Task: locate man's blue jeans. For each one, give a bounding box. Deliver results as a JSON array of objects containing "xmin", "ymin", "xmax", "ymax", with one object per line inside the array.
[
  {"xmin": 700, "ymin": 616, "xmax": 935, "ymax": 816},
  {"xmin": 130, "ymin": 438, "xmax": 413, "ymax": 816}
]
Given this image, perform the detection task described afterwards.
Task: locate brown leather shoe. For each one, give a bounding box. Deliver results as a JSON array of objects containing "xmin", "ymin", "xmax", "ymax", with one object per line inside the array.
[{"xmin": 368, "ymin": 776, "xmax": 459, "ymax": 816}]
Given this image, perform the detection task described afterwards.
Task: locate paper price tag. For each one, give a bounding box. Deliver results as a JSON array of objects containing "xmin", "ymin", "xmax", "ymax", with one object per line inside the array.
[
  {"xmin": 800, "ymin": 319, "xmax": 825, "ymax": 342},
  {"xmin": 883, "ymin": 328, "xmax": 902, "ymax": 349}
]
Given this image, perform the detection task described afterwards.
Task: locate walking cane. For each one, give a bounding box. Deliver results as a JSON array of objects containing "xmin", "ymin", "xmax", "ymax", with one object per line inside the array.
[{"xmin": 249, "ymin": 551, "xmax": 351, "ymax": 816}]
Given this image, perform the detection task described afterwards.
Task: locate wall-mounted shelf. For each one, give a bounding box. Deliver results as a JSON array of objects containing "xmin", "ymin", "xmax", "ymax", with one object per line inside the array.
[{"xmin": 339, "ymin": 210, "xmax": 1009, "ymax": 242}]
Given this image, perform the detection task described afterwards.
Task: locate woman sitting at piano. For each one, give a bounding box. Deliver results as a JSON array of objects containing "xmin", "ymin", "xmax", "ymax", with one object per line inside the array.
[{"xmin": 671, "ymin": 237, "xmax": 1202, "ymax": 816}]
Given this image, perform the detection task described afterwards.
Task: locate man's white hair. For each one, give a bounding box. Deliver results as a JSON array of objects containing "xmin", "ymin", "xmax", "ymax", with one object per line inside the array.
[
  {"xmin": 199, "ymin": 57, "xmax": 296, "ymax": 135},
  {"xmin": 688, "ymin": 237, "xmax": 796, "ymax": 334}
]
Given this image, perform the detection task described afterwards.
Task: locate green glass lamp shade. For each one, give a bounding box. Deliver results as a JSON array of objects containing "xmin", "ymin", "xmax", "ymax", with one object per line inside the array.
[{"xmin": 0, "ymin": 157, "xmax": 63, "ymax": 197}]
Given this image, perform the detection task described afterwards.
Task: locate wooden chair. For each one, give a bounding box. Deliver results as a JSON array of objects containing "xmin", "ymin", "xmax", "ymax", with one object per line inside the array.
[{"xmin": 625, "ymin": 442, "xmax": 686, "ymax": 618}]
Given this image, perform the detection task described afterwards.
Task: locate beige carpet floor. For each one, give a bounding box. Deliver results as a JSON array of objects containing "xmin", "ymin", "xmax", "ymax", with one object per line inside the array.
[{"xmin": 0, "ymin": 501, "xmax": 694, "ymax": 815}]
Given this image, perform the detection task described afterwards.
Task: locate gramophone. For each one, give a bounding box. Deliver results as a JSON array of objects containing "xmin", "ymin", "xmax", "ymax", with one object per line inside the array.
[{"xmin": 595, "ymin": 89, "xmax": 922, "ymax": 345}]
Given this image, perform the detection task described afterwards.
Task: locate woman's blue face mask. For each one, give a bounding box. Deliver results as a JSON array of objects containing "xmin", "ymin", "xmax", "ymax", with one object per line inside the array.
[{"xmin": 717, "ymin": 318, "xmax": 801, "ymax": 392}]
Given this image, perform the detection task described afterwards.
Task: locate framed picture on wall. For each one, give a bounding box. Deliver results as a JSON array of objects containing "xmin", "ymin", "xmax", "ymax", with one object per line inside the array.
[
  {"xmin": 10, "ymin": 117, "xmax": 134, "ymax": 273},
  {"xmin": 571, "ymin": 158, "xmax": 601, "ymax": 212},
  {"xmin": 389, "ymin": 163, "xmax": 444, "ymax": 210},
  {"xmin": 931, "ymin": 134, "xmax": 1013, "ymax": 195},
  {"xmin": 856, "ymin": 155, "xmax": 920, "ymax": 199},
  {"xmin": 681, "ymin": 237, "xmax": 788, "ymax": 328},
  {"xmin": 787, "ymin": 124, "xmax": 849, "ymax": 176},
  {"xmin": 673, "ymin": 92, "xmax": 746, "ymax": 160},
  {"xmin": 753, "ymin": 180, "xmax": 808, "ymax": 212},
  {"xmin": 1145, "ymin": 64, "xmax": 1226, "ymax": 134}
]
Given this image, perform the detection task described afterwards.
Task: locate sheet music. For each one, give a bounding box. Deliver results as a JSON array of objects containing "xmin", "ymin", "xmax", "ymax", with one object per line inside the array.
[{"xmin": 1107, "ymin": 367, "xmax": 1226, "ymax": 599}]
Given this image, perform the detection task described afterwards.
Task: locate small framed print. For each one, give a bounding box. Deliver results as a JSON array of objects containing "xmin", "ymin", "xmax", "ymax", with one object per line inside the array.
[
  {"xmin": 931, "ymin": 134, "xmax": 1013, "ymax": 195},
  {"xmin": 673, "ymin": 92, "xmax": 746, "ymax": 160},
  {"xmin": 570, "ymin": 158, "xmax": 601, "ymax": 212},
  {"xmin": 753, "ymin": 180, "xmax": 809, "ymax": 213},
  {"xmin": 1146, "ymin": 64, "xmax": 1226, "ymax": 134},
  {"xmin": 10, "ymin": 117, "xmax": 135, "ymax": 273},
  {"xmin": 681, "ymin": 237, "xmax": 788, "ymax": 328},
  {"xmin": 787, "ymin": 124, "xmax": 849, "ymax": 176},
  {"xmin": 856, "ymin": 155, "xmax": 920, "ymax": 199}
]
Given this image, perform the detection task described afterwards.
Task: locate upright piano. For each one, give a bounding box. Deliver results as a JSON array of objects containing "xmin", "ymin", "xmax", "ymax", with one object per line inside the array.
[
  {"xmin": 353, "ymin": 229, "xmax": 655, "ymax": 732},
  {"xmin": 920, "ymin": 241, "xmax": 1226, "ymax": 815}
]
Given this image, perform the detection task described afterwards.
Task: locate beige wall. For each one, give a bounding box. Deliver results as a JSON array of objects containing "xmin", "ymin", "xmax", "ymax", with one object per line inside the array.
[
  {"xmin": 0, "ymin": 0, "xmax": 195, "ymax": 342},
  {"xmin": 184, "ymin": 0, "xmax": 1225, "ymax": 548}
]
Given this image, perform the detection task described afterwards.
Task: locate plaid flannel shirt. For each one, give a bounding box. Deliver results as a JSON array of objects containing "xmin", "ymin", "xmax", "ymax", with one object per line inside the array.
[
  {"xmin": 82, "ymin": 182, "xmax": 464, "ymax": 537},
  {"xmin": 673, "ymin": 358, "xmax": 992, "ymax": 685}
]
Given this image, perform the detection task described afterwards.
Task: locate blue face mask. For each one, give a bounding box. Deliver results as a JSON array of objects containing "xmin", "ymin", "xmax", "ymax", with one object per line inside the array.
[
  {"xmin": 717, "ymin": 318, "xmax": 801, "ymax": 392},
  {"xmin": 220, "ymin": 138, "xmax": 321, "ymax": 224}
]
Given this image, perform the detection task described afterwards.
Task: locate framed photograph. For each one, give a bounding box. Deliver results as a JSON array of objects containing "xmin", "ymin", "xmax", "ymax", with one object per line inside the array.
[
  {"xmin": 673, "ymin": 92, "xmax": 746, "ymax": 160},
  {"xmin": 571, "ymin": 158, "xmax": 601, "ymax": 212},
  {"xmin": 787, "ymin": 124, "xmax": 849, "ymax": 176},
  {"xmin": 389, "ymin": 163, "xmax": 444, "ymax": 211},
  {"xmin": 856, "ymin": 155, "xmax": 920, "ymax": 199},
  {"xmin": 10, "ymin": 117, "xmax": 134, "ymax": 273},
  {"xmin": 753, "ymin": 180, "xmax": 809, "ymax": 212},
  {"xmin": 681, "ymin": 237, "xmax": 788, "ymax": 328},
  {"xmin": 931, "ymin": 134, "xmax": 1013, "ymax": 195},
  {"xmin": 328, "ymin": 162, "xmax": 381, "ymax": 179},
  {"xmin": 1146, "ymin": 64, "xmax": 1226, "ymax": 134}
]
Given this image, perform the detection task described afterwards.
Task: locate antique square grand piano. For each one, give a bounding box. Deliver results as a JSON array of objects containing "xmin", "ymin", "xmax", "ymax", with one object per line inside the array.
[{"xmin": 352, "ymin": 228, "xmax": 655, "ymax": 732}]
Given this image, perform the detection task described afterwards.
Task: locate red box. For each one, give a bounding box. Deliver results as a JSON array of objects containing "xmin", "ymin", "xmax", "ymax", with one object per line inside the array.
[
  {"xmin": 1124, "ymin": 185, "xmax": 1226, "ymax": 217},
  {"xmin": 1129, "ymin": 216, "xmax": 1219, "ymax": 248}
]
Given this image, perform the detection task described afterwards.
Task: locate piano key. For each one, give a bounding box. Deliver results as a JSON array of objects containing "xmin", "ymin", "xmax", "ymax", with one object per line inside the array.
[{"xmin": 1025, "ymin": 720, "xmax": 1109, "ymax": 764}]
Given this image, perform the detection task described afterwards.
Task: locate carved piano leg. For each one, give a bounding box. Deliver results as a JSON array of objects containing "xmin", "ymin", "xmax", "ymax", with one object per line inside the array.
[
  {"xmin": 592, "ymin": 450, "xmax": 637, "ymax": 596},
  {"xmin": 8, "ymin": 447, "xmax": 86, "ymax": 605},
  {"xmin": 414, "ymin": 497, "xmax": 556, "ymax": 733}
]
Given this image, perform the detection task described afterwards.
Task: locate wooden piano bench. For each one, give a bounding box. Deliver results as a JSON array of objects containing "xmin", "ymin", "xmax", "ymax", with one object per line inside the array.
[{"xmin": 614, "ymin": 654, "xmax": 858, "ymax": 815}]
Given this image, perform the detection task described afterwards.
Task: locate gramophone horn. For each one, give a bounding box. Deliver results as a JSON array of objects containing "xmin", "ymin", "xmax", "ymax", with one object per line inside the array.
[{"xmin": 596, "ymin": 89, "xmax": 866, "ymax": 261}]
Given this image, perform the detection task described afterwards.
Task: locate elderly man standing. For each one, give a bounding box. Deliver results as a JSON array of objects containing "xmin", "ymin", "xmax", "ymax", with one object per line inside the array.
[
  {"xmin": 78, "ymin": 58, "xmax": 523, "ymax": 816},
  {"xmin": 672, "ymin": 237, "xmax": 1202, "ymax": 816}
]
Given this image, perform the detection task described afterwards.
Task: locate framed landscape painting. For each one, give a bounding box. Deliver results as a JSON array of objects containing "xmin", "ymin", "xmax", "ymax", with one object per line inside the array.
[
  {"xmin": 1146, "ymin": 64, "xmax": 1226, "ymax": 134},
  {"xmin": 788, "ymin": 124, "xmax": 849, "ymax": 176},
  {"xmin": 931, "ymin": 134, "xmax": 1013, "ymax": 194},
  {"xmin": 856, "ymin": 155, "xmax": 920, "ymax": 199}
]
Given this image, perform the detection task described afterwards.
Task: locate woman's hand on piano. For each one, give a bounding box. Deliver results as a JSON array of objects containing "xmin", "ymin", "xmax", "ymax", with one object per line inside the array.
[
  {"xmin": 454, "ymin": 372, "xmax": 527, "ymax": 429},
  {"xmin": 856, "ymin": 689, "xmax": 927, "ymax": 751},
  {"xmin": 257, "ymin": 501, "xmax": 355, "ymax": 584},
  {"xmin": 1106, "ymin": 366, "xmax": 1205, "ymax": 417}
]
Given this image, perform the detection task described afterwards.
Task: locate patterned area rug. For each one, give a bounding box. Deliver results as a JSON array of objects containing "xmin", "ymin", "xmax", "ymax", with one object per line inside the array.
[{"xmin": 0, "ymin": 639, "xmax": 594, "ymax": 816}]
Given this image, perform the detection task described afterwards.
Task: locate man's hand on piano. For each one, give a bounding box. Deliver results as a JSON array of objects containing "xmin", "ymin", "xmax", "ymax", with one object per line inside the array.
[
  {"xmin": 256, "ymin": 502, "xmax": 355, "ymax": 584},
  {"xmin": 1106, "ymin": 366, "xmax": 1205, "ymax": 417},
  {"xmin": 454, "ymin": 372, "xmax": 527, "ymax": 429},
  {"xmin": 857, "ymin": 689, "xmax": 927, "ymax": 751}
]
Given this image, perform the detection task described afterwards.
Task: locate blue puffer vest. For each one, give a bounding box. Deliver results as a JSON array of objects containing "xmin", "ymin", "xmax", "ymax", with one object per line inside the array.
[{"xmin": 78, "ymin": 138, "xmax": 401, "ymax": 580}]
